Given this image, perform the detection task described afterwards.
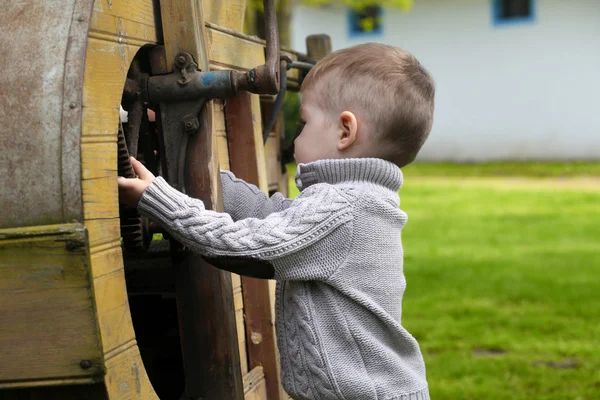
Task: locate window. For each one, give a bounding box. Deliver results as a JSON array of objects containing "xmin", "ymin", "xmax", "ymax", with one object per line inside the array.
[
  {"xmin": 348, "ymin": 6, "xmax": 383, "ymax": 38},
  {"xmin": 492, "ymin": 0, "xmax": 535, "ymax": 26}
]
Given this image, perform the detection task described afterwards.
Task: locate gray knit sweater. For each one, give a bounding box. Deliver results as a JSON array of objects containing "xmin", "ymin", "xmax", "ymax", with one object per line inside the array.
[{"xmin": 138, "ymin": 158, "xmax": 429, "ymax": 400}]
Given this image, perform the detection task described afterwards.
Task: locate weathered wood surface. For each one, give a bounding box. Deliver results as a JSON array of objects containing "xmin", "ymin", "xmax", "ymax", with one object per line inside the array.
[
  {"xmin": 0, "ymin": 224, "xmax": 102, "ymax": 385},
  {"xmin": 82, "ymin": 1, "xmax": 161, "ymax": 398},
  {"xmin": 244, "ymin": 367, "xmax": 268, "ymax": 399},
  {"xmin": 159, "ymin": 1, "xmax": 245, "ymax": 399},
  {"xmin": 1, "ymin": 0, "xmax": 303, "ymax": 397},
  {"xmin": 225, "ymin": 92, "xmax": 280, "ymax": 400}
]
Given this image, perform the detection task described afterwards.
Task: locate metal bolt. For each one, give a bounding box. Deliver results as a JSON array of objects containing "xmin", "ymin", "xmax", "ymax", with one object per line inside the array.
[
  {"xmin": 176, "ymin": 55, "xmax": 186, "ymax": 65},
  {"xmin": 77, "ymin": 16, "xmax": 85, "ymax": 22},
  {"xmin": 69, "ymin": 102, "xmax": 77, "ymax": 109},
  {"xmin": 80, "ymin": 360, "xmax": 92, "ymax": 370},
  {"xmin": 250, "ymin": 331, "xmax": 263, "ymax": 345},
  {"xmin": 182, "ymin": 117, "xmax": 199, "ymax": 132},
  {"xmin": 65, "ymin": 240, "xmax": 83, "ymax": 251}
]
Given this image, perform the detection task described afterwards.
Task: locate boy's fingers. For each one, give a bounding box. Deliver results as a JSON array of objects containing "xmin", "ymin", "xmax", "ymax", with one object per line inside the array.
[
  {"xmin": 130, "ymin": 156, "xmax": 154, "ymax": 181},
  {"xmin": 117, "ymin": 176, "xmax": 133, "ymax": 188}
]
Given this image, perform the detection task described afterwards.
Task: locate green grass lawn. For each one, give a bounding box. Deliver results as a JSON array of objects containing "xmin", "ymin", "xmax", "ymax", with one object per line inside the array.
[{"xmin": 289, "ymin": 163, "xmax": 600, "ymax": 399}]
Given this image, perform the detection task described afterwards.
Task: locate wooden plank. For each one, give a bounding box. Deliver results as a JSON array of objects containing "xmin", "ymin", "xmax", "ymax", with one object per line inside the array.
[
  {"xmin": 265, "ymin": 135, "xmax": 280, "ymax": 191},
  {"xmin": 80, "ymin": 3, "xmax": 161, "ymax": 398},
  {"xmin": 250, "ymin": 94, "xmax": 269, "ymax": 191},
  {"xmin": 159, "ymin": 2, "xmax": 243, "ymax": 399},
  {"xmin": 225, "ymin": 92, "xmax": 280, "ymax": 400},
  {"xmin": 236, "ymin": 308, "xmax": 248, "ymax": 376},
  {"xmin": 244, "ymin": 379, "xmax": 268, "ymax": 400},
  {"xmin": 81, "ymin": 107, "xmax": 119, "ymax": 139},
  {"xmin": 92, "ymin": 0, "xmax": 156, "ymax": 28},
  {"xmin": 207, "ymin": 28, "xmax": 265, "ymax": 70},
  {"xmin": 82, "ymin": 176, "xmax": 119, "ymax": 220},
  {"xmin": 205, "ymin": 25, "xmax": 300, "ymax": 86},
  {"xmin": 86, "ymin": 219, "xmax": 120, "ymax": 250},
  {"xmin": 243, "ymin": 367, "xmax": 267, "ymax": 399},
  {"xmin": 92, "ymin": 267, "xmax": 136, "ymax": 355},
  {"xmin": 89, "ymin": 8, "xmax": 157, "ymax": 46},
  {"xmin": 232, "ymin": 273, "xmax": 241, "ymax": 289},
  {"xmin": 90, "ymin": 244, "xmax": 124, "ymax": 280},
  {"xmin": 0, "ymin": 383, "xmax": 108, "ymax": 399},
  {"xmin": 218, "ymin": 135, "xmax": 231, "ymax": 171},
  {"xmin": 0, "ymin": 224, "xmax": 102, "ymax": 384},
  {"xmin": 81, "ymin": 142, "xmax": 118, "ymax": 180},
  {"xmin": 82, "ymin": 38, "xmax": 140, "ymax": 109},
  {"xmin": 104, "ymin": 344, "xmax": 159, "ymax": 400},
  {"xmin": 233, "ymin": 286, "xmax": 244, "ymax": 311},
  {"xmin": 203, "ymin": 0, "xmax": 247, "ymax": 32}
]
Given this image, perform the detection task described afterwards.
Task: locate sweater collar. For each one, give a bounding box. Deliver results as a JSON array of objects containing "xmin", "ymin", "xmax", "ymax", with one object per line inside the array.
[{"xmin": 295, "ymin": 158, "xmax": 403, "ymax": 192}]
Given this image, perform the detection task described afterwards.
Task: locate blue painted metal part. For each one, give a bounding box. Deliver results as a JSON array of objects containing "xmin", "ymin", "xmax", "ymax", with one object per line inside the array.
[{"xmin": 491, "ymin": 0, "xmax": 536, "ymax": 27}]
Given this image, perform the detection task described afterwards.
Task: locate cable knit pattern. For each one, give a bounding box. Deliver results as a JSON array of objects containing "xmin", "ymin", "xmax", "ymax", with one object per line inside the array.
[
  {"xmin": 140, "ymin": 178, "xmax": 352, "ymax": 261},
  {"xmin": 220, "ymin": 170, "xmax": 293, "ymax": 221},
  {"xmin": 138, "ymin": 158, "xmax": 429, "ymax": 400}
]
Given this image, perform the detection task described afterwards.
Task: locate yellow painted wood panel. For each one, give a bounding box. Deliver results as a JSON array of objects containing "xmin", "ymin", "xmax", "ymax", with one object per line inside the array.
[
  {"xmin": 90, "ymin": 8, "xmax": 157, "ymax": 46},
  {"xmin": 237, "ymin": 308, "xmax": 249, "ymax": 376},
  {"xmin": 232, "ymin": 273, "xmax": 241, "ymax": 289},
  {"xmin": 82, "ymin": 176, "xmax": 119, "ymax": 221},
  {"xmin": 0, "ymin": 225, "xmax": 102, "ymax": 383},
  {"xmin": 218, "ymin": 135, "xmax": 231, "ymax": 171},
  {"xmin": 90, "ymin": 244, "xmax": 124, "ymax": 280},
  {"xmin": 104, "ymin": 343, "xmax": 159, "ymax": 400},
  {"xmin": 160, "ymin": 0, "xmax": 210, "ymax": 72},
  {"xmin": 82, "ymin": 142, "xmax": 118, "ymax": 180},
  {"xmin": 250, "ymin": 94, "xmax": 269, "ymax": 192},
  {"xmin": 265, "ymin": 135, "xmax": 280, "ymax": 190},
  {"xmin": 204, "ymin": 0, "xmax": 247, "ymax": 32},
  {"xmin": 244, "ymin": 379, "xmax": 268, "ymax": 400},
  {"xmin": 233, "ymin": 286, "xmax": 244, "ymax": 311},
  {"xmin": 244, "ymin": 366, "xmax": 266, "ymax": 399},
  {"xmin": 92, "ymin": 268, "xmax": 136, "ymax": 355},
  {"xmin": 207, "ymin": 28, "xmax": 265, "ymax": 70},
  {"xmin": 92, "ymin": 0, "xmax": 156, "ymax": 28},
  {"xmin": 81, "ymin": 107, "xmax": 119, "ymax": 138},
  {"xmin": 86, "ymin": 219, "xmax": 121, "ymax": 250},
  {"xmin": 83, "ymin": 38, "xmax": 140, "ymax": 109},
  {"xmin": 214, "ymin": 100, "xmax": 227, "ymax": 136}
]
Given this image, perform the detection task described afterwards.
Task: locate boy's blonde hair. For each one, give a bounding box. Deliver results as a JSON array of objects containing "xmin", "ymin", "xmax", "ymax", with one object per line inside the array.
[{"xmin": 301, "ymin": 43, "xmax": 435, "ymax": 167}]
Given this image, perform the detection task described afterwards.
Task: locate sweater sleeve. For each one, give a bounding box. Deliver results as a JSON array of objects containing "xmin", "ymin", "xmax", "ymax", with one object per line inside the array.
[
  {"xmin": 220, "ymin": 170, "xmax": 293, "ymax": 221},
  {"xmin": 138, "ymin": 177, "xmax": 353, "ymax": 280}
]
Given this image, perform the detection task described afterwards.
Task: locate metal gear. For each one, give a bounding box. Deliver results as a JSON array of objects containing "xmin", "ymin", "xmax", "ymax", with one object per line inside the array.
[{"xmin": 117, "ymin": 122, "xmax": 145, "ymax": 251}]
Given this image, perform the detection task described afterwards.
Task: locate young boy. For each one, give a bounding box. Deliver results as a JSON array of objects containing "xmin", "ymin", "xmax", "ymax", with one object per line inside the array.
[{"xmin": 119, "ymin": 43, "xmax": 435, "ymax": 400}]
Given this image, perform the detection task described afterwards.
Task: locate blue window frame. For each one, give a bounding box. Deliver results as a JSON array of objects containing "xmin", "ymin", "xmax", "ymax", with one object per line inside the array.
[
  {"xmin": 491, "ymin": 0, "xmax": 535, "ymax": 27},
  {"xmin": 347, "ymin": 6, "xmax": 383, "ymax": 39}
]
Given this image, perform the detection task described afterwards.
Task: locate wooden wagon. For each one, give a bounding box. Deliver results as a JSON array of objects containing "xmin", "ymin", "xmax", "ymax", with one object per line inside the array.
[{"xmin": 0, "ymin": 1, "xmax": 329, "ymax": 398}]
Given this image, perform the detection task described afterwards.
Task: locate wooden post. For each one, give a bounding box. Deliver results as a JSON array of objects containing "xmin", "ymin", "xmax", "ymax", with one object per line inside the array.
[
  {"xmin": 306, "ymin": 34, "xmax": 332, "ymax": 62},
  {"xmin": 158, "ymin": 1, "xmax": 244, "ymax": 399},
  {"xmin": 225, "ymin": 92, "xmax": 281, "ymax": 400}
]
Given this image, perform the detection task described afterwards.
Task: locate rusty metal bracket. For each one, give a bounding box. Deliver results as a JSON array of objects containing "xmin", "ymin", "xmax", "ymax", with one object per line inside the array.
[
  {"xmin": 262, "ymin": 57, "xmax": 316, "ymax": 144},
  {"xmin": 135, "ymin": 0, "xmax": 282, "ymax": 191},
  {"xmin": 148, "ymin": 0, "xmax": 280, "ymax": 103}
]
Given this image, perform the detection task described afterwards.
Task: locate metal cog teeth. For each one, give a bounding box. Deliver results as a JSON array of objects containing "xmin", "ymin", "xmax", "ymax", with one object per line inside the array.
[{"xmin": 118, "ymin": 123, "xmax": 144, "ymax": 251}]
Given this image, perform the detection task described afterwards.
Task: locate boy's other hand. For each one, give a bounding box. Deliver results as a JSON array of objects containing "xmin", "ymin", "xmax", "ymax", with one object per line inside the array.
[{"xmin": 118, "ymin": 157, "xmax": 155, "ymax": 207}]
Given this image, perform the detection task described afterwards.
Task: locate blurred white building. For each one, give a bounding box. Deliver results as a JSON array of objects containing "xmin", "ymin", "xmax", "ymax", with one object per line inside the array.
[{"xmin": 291, "ymin": 0, "xmax": 600, "ymax": 162}]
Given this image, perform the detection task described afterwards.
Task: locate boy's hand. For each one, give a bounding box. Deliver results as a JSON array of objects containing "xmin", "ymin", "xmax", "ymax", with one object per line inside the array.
[{"xmin": 118, "ymin": 157, "xmax": 155, "ymax": 207}]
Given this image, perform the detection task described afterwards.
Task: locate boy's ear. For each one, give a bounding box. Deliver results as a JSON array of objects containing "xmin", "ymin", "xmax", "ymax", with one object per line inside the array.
[{"xmin": 337, "ymin": 111, "xmax": 358, "ymax": 151}]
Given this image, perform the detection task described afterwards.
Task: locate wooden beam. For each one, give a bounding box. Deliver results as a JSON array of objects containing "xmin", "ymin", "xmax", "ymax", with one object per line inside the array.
[
  {"xmin": 158, "ymin": 1, "xmax": 244, "ymax": 399},
  {"xmin": 225, "ymin": 92, "xmax": 280, "ymax": 400}
]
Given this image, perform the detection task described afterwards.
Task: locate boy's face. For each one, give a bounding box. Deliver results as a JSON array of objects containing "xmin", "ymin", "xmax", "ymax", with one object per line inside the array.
[{"xmin": 293, "ymin": 93, "xmax": 340, "ymax": 164}]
